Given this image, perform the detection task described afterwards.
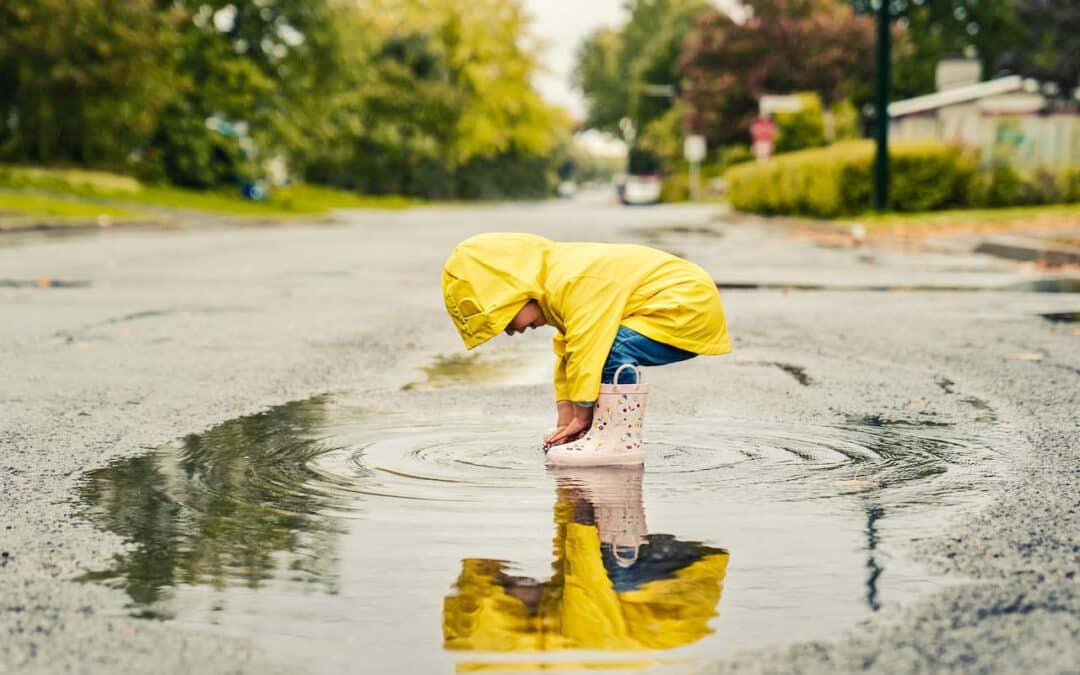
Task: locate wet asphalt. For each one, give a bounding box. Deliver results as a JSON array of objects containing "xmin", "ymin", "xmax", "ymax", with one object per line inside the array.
[{"xmin": 1, "ymin": 193, "xmax": 1078, "ymax": 674}]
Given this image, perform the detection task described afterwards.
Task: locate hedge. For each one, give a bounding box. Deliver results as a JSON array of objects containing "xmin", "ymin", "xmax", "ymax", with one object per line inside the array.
[{"xmin": 725, "ymin": 140, "xmax": 984, "ymax": 217}]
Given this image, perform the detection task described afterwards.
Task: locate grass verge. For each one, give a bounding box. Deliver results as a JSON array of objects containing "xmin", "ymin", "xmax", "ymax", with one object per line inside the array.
[
  {"xmin": 848, "ymin": 203, "xmax": 1080, "ymax": 233},
  {"xmin": 0, "ymin": 192, "xmax": 139, "ymax": 221},
  {"xmin": 0, "ymin": 164, "xmax": 416, "ymax": 224}
]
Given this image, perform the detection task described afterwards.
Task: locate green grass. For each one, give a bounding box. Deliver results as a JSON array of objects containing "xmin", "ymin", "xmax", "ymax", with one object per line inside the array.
[
  {"xmin": 0, "ymin": 164, "xmax": 416, "ymax": 219},
  {"xmin": 0, "ymin": 164, "xmax": 141, "ymax": 195},
  {"xmin": 0, "ymin": 192, "xmax": 138, "ymax": 220},
  {"xmin": 778, "ymin": 202, "xmax": 1080, "ymax": 238},
  {"xmin": 130, "ymin": 183, "xmax": 415, "ymax": 215},
  {"xmin": 849, "ymin": 203, "xmax": 1080, "ymax": 230}
]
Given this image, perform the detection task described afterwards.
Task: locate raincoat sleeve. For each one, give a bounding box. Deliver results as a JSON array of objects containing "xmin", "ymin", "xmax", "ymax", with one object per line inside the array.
[
  {"xmin": 552, "ymin": 333, "xmax": 570, "ymax": 401},
  {"xmin": 559, "ymin": 277, "xmax": 629, "ymax": 403}
]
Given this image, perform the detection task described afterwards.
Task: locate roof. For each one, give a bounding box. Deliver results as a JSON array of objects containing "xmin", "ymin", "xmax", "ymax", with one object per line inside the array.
[{"xmin": 888, "ymin": 75, "xmax": 1024, "ymax": 118}]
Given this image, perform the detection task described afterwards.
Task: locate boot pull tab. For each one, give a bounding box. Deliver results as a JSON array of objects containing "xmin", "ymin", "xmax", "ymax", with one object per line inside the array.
[
  {"xmin": 611, "ymin": 540, "xmax": 642, "ymax": 568},
  {"xmin": 612, "ymin": 364, "xmax": 644, "ymax": 393}
]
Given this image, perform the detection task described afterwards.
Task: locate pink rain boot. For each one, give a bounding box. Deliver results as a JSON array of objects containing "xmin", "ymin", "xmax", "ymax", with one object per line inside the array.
[
  {"xmin": 546, "ymin": 365, "xmax": 647, "ymax": 467},
  {"xmin": 549, "ymin": 465, "xmax": 647, "ymax": 566}
]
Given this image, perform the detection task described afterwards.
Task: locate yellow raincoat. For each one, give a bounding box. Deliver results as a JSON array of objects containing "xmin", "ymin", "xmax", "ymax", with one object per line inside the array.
[{"xmin": 442, "ymin": 233, "xmax": 730, "ymax": 402}]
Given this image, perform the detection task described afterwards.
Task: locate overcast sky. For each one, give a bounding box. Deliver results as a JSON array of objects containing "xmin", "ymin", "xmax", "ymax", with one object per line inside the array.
[
  {"xmin": 523, "ymin": 1, "xmax": 742, "ymax": 120},
  {"xmin": 523, "ymin": 0, "xmax": 626, "ymax": 119}
]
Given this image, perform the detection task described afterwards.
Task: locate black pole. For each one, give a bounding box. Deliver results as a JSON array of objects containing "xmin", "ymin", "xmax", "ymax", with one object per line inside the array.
[{"xmin": 874, "ymin": 0, "xmax": 890, "ymax": 211}]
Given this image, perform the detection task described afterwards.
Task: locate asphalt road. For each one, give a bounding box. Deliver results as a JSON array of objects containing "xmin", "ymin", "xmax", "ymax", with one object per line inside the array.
[{"xmin": 1, "ymin": 195, "xmax": 1078, "ymax": 674}]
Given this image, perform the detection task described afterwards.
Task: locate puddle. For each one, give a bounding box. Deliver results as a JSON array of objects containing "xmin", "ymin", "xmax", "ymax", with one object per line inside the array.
[
  {"xmin": 961, "ymin": 397, "xmax": 998, "ymax": 423},
  {"xmin": 715, "ymin": 277, "xmax": 1080, "ymax": 293},
  {"xmin": 771, "ymin": 362, "xmax": 812, "ymax": 386},
  {"xmin": 403, "ymin": 351, "xmax": 548, "ymax": 390},
  {"xmin": 935, "ymin": 377, "xmax": 956, "ymax": 394},
  {"xmin": 78, "ymin": 395, "xmax": 1013, "ymax": 672},
  {"xmin": 1041, "ymin": 311, "xmax": 1080, "ymax": 323},
  {"xmin": 733, "ymin": 360, "xmax": 813, "ymax": 386},
  {"xmin": 1008, "ymin": 278, "xmax": 1080, "ymax": 294},
  {"xmin": 0, "ymin": 277, "xmax": 91, "ymax": 288}
]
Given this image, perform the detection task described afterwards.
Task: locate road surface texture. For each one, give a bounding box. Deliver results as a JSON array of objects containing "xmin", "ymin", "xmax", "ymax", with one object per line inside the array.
[{"xmin": 1, "ymin": 195, "xmax": 1077, "ymax": 673}]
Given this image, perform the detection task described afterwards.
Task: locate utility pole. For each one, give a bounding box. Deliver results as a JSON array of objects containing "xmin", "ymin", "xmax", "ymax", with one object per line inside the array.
[{"xmin": 874, "ymin": 0, "xmax": 891, "ymax": 212}]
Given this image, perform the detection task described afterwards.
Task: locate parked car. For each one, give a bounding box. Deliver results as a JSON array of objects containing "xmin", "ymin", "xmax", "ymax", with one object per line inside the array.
[
  {"xmin": 556, "ymin": 180, "xmax": 578, "ymax": 199},
  {"xmin": 619, "ymin": 173, "xmax": 661, "ymax": 206}
]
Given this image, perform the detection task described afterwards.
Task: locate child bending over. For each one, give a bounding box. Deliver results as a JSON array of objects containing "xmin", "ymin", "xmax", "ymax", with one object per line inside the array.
[{"xmin": 442, "ymin": 233, "xmax": 729, "ymax": 466}]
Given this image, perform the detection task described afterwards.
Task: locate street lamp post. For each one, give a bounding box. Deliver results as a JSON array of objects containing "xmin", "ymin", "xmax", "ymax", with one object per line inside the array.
[{"xmin": 874, "ymin": 0, "xmax": 891, "ymax": 212}]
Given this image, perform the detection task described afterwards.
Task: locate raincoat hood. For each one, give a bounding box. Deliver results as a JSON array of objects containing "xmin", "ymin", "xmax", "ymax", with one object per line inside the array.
[{"xmin": 442, "ymin": 233, "xmax": 551, "ymax": 349}]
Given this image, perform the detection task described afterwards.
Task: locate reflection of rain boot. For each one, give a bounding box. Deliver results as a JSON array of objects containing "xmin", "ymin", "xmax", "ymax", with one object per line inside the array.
[
  {"xmin": 550, "ymin": 465, "xmax": 647, "ymax": 567},
  {"xmin": 546, "ymin": 366, "xmax": 648, "ymax": 467}
]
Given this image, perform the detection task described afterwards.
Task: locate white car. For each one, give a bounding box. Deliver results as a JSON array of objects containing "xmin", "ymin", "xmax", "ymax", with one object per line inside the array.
[{"xmin": 619, "ymin": 174, "xmax": 661, "ymax": 206}]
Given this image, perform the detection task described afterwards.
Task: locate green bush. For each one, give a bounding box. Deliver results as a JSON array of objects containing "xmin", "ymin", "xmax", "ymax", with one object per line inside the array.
[
  {"xmin": 725, "ymin": 140, "xmax": 979, "ymax": 217},
  {"xmin": 829, "ymin": 100, "xmax": 860, "ymax": 142},
  {"xmin": 660, "ymin": 171, "xmax": 690, "ymax": 203},
  {"xmin": 979, "ymin": 164, "xmax": 1078, "ymax": 207},
  {"xmin": 1064, "ymin": 167, "xmax": 1080, "ymax": 203},
  {"xmin": 660, "ymin": 145, "xmax": 753, "ymax": 203},
  {"xmin": 774, "ymin": 93, "xmax": 826, "ymax": 153}
]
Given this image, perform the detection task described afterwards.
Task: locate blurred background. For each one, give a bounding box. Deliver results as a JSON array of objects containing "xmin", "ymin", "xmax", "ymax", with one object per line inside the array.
[{"xmin": 0, "ymin": 0, "xmax": 1076, "ymax": 219}]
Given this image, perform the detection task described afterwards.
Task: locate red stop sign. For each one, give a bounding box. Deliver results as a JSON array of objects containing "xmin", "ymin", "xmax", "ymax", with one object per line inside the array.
[{"xmin": 750, "ymin": 117, "xmax": 778, "ymax": 143}]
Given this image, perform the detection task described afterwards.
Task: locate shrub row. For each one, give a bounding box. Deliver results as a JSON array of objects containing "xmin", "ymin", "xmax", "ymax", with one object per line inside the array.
[{"xmin": 724, "ymin": 140, "xmax": 1079, "ymax": 217}]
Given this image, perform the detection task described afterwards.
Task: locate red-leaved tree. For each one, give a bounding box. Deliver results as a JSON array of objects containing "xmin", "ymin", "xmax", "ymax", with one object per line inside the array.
[{"xmin": 680, "ymin": 0, "xmax": 875, "ymax": 146}]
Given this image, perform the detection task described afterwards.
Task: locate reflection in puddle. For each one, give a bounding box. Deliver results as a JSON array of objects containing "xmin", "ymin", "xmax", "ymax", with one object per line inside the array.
[
  {"xmin": 79, "ymin": 397, "xmax": 344, "ymax": 614},
  {"xmin": 77, "ymin": 394, "xmax": 1013, "ymax": 671},
  {"xmin": 444, "ymin": 467, "xmax": 728, "ymax": 654}
]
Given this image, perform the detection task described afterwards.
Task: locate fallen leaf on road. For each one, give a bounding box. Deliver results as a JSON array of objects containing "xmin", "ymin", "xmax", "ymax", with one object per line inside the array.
[
  {"xmin": 1011, "ymin": 352, "xmax": 1045, "ymax": 361},
  {"xmin": 836, "ymin": 479, "xmax": 876, "ymax": 490}
]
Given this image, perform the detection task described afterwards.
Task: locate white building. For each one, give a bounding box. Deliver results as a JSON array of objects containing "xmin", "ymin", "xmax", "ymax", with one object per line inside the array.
[{"xmin": 888, "ymin": 60, "xmax": 1079, "ymax": 170}]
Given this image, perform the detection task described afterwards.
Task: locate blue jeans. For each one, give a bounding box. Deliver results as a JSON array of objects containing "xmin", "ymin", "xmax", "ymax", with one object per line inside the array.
[{"xmin": 602, "ymin": 326, "xmax": 697, "ymax": 384}]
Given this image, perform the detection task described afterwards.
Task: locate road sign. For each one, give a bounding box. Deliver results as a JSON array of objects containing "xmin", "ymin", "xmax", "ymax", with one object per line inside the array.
[
  {"xmin": 684, "ymin": 135, "xmax": 706, "ymax": 163},
  {"xmin": 750, "ymin": 117, "xmax": 778, "ymax": 161}
]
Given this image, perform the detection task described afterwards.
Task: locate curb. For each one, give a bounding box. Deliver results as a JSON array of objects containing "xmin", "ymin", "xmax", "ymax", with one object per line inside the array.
[{"xmin": 974, "ymin": 236, "xmax": 1080, "ymax": 266}]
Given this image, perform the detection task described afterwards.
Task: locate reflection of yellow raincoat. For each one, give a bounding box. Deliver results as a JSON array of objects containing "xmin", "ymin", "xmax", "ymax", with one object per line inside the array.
[
  {"xmin": 442, "ymin": 233, "xmax": 730, "ymax": 402},
  {"xmin": 443, "ymin": 497, "xmax": 729, "ymax": 652}
]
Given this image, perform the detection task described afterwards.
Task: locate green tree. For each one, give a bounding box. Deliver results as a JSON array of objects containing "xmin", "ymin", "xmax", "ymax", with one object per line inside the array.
[
  {"xmin": 139, "ymin": 0, "xmax": 358, "ymax": 187},
  {"xmin": 848, "ymin": 0, "xmax": 1022, "ymax": 98},
  {"xmin": 998, "ymin": 0, "xmax": 1079, "ymax": 93},
  {"xmin": 574, "ymin": 0, "xmax": 712, "ymax": 135},
  {"xmin": 680, "ymin": 0, "xmax": 875, "ymax": 146},
  {"xmin": 0, "ymin": 0, "xmax": 177, "ymax": 166},
  {"xmin": 308, "ymin": 0, "xmax": 568, "ymax": 199}
]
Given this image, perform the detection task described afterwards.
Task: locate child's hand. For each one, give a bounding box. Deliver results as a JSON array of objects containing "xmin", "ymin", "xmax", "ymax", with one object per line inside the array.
[
  {"xmin": 543, "ymin": 401, "xmax": 577, "ymax": 448},
  {"xmin": 544, "ymin": 404, "xmax": 594, "ymax": 448}
]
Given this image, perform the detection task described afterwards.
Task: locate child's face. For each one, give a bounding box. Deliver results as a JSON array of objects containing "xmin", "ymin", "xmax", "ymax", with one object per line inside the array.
[{"xmin": 505, "ymin": 300, "xmax": 546, "ymax": 336}]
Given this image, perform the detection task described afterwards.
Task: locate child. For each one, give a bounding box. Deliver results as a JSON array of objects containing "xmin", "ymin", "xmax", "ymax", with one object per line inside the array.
[{"xmin": 442, "ymin": 232, "xmax": 730, "ymax": 466}]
